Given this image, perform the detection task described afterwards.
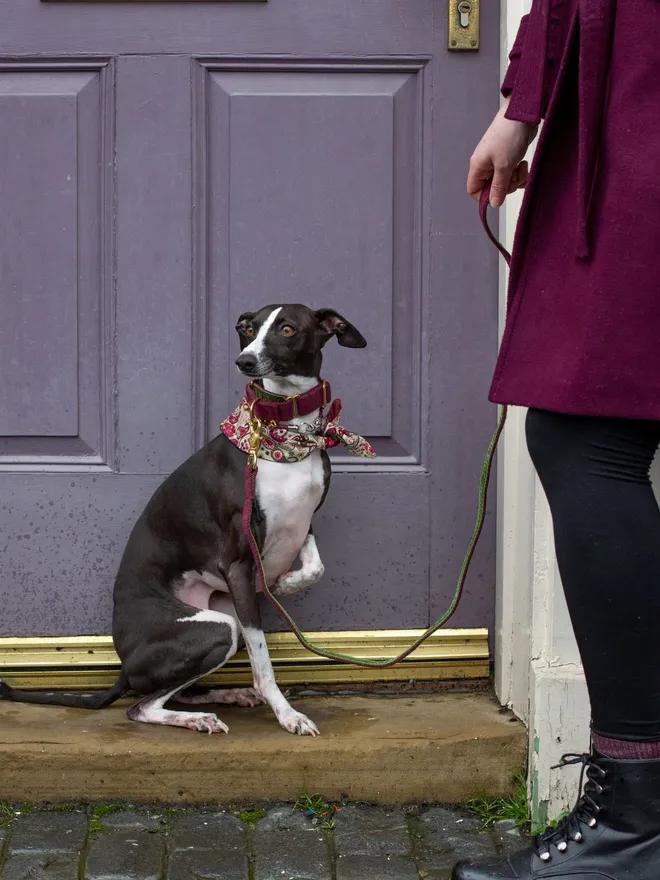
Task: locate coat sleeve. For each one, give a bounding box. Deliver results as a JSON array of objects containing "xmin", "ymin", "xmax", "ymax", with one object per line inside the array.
[
  {"xmin": 501, "ymin": 14, "xmax": 530, "ymax": 99},
  {"xmin": 502, "ymin": 0, "xmax": 573, "ymax": 123}
]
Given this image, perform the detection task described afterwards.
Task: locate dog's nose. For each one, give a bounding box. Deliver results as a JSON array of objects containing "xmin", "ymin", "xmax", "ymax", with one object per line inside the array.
[{"xmin": 236, "ymin": 352, "xmax": 258, "ymax": 374}]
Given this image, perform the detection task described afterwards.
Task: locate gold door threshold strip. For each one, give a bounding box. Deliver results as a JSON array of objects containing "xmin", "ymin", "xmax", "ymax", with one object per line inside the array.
[{"xmin": 0, "ymin": 628, "xmax": 489, "ymax": 689}]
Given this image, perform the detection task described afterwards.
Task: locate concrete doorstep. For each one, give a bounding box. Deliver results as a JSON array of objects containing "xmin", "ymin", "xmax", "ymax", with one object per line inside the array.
[{"xmin": 0, "ymin": 693, "xmax": 525, "ymax": 804}]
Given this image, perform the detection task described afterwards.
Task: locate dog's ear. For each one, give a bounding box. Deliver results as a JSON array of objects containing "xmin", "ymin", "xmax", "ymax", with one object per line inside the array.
[
  {"xmin": 315, "ymin": 309, "xmax": 367, "ymax": 348},
  {"xmin": 235, "ymin": 312, "xmax": 256, "ymax": 335}
]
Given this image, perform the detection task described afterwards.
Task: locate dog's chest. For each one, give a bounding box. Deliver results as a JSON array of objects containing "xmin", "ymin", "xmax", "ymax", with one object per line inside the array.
[{"xmin": 256, "ymin": 451, "xmax": 325, "ymax": 583}]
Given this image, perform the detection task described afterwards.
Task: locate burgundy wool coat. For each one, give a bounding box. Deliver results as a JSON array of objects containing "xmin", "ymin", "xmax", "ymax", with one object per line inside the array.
[{"xmin": 490, "ymin": 0, "xmax": 660, "ymax": 420}]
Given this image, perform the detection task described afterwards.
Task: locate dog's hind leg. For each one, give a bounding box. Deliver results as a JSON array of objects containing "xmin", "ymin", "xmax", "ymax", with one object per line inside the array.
[
  {"xmin": 127, "ymin": 678, "xmax": 231, "ymax": 733},
  {"xmin": 174, "ymin": 684, "xmax": 264, "ymax": 707},
  {"xmin": 173, "ymin": 591, "xmax": 264, "ymax": 709},
  {"xmin": 125, "ymin": 610, "xmax": 239, "ymax": 734}
]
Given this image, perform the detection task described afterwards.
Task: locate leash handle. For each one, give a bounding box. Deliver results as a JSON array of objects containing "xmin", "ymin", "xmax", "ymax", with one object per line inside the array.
[{"xmin": 479, "ymin": 183, "xmax": 512, "ymax": 267}]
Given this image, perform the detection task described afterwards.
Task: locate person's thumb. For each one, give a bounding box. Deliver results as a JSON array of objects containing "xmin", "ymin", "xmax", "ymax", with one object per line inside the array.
[{"xmin": 489, "ymin": 165, "xmax": 513, "ymax": 208}]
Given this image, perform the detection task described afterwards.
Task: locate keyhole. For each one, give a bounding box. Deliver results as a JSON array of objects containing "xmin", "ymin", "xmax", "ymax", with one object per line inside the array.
[{"xmin": 458, "ymin": 0, "xmax": 471, "ymax": 27}]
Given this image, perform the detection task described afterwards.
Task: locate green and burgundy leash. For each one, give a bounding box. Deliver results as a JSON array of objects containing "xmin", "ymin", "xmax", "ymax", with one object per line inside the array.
[{"xmin": 242, "ymin": 184, "xmax": 511, "ymax": 668}]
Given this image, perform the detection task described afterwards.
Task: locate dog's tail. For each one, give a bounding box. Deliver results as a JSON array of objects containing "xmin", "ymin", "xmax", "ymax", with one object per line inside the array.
[{"xmin": 0, "ymin": 670, "xmax": 130, "ymax": 710}]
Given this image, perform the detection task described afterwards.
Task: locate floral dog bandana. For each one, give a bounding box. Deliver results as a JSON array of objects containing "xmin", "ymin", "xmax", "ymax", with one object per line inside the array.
[{"xmin": 220, "ymin": 396, "xmax": 376, "ymax": 463}]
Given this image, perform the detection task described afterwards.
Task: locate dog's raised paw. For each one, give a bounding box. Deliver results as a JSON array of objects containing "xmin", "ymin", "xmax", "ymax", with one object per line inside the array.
[
  {"xmin": 272, "ymin": 573, "xmax": 295, "ymax": 596},
  {"xmin": 273, "ymin": 565, "xmax": 324, "ymax": 597}
]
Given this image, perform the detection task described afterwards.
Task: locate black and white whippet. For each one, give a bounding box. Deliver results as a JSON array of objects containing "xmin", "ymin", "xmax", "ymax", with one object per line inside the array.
[{"xmin": 0, "ymin": 305, "xmax": 367, "ymax": 737}]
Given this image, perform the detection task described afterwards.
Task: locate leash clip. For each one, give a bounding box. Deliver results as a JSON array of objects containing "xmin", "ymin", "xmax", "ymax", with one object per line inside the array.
[{"xmin": 248, "ymin": 400, "xmax": 263, "ymax": 471}]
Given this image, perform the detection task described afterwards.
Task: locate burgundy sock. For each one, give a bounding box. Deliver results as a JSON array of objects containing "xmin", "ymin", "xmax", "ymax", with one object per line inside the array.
[{"xmin": 593, "ymin": 732, "xmax": 660, "ymax": 760}]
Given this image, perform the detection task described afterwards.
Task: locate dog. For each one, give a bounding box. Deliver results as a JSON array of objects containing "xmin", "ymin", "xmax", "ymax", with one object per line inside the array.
[{"xmin": 0, "ymin": 305, "xmax": 369, "ymax": 737}]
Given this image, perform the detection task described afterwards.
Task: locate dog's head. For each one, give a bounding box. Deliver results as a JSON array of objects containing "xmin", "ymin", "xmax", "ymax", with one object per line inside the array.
[{"xmin": 234, "ymin": 304, "xmax": 366, "ymax": 380}]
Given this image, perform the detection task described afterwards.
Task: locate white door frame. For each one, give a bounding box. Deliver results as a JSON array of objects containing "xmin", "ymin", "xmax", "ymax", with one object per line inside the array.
[{"xmin": 495, "ymin": 0, "xmax": 591, "ymax": 823}]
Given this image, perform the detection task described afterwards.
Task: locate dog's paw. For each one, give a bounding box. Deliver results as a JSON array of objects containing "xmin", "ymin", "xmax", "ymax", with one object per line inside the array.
[
  {"xmin": 272, "ymin": 572, "xmax": 295, "ymax": 596},
  {"xmin": 273, "ymin": 566, "xmax": 324, "ymax": 597},
  {"xmin": 279, "ymin": 710, "xmax": 320, "ymax": 737},
  {"xmin": 227, "ymin": 687, "xmax": 264, "ymax": 708},
  {"xmin": 185, "ymin": 713, "xmax": 229, "ymax": 735}
]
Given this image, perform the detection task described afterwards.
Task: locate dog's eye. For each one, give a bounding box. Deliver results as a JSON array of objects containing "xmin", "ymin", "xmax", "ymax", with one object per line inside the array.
[
  {"xmin": 244, "ymin": 326, "xmax": 255, "ymax": 338},
  {"xmin": 281, "ymin": 325, "xmax": 296, "ymax": 337}
]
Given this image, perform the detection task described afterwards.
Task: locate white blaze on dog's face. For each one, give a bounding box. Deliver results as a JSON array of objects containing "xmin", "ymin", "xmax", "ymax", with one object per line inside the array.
[{"xmin": 234, "ymin": 304, "xmax": 367, "ymax": 383}]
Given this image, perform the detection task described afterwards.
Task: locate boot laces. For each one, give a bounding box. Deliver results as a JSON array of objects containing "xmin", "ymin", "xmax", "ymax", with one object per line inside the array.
[{"xmin": 534, "ymin": 753, "xmax": 606, "ymax": 863}]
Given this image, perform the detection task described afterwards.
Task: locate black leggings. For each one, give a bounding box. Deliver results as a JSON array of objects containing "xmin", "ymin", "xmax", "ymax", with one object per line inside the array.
[{"xmin": 526, "ymin": 409, "xmax": 660, "ymax": 741}]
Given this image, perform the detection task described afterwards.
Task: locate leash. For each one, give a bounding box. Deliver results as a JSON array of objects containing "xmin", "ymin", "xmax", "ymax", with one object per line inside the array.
[{"xmin": 242, "ymin": 184, "xmax": 511, "ymax": 668}]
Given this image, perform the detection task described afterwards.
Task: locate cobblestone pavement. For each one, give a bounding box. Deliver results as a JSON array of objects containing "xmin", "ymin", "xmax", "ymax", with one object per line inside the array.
[{"xmin": 0, "ymin": 803, "xmax": 526, "ymax": 880}]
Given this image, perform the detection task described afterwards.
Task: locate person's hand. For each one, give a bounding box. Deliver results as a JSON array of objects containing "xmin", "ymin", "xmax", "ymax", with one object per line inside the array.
[{"xmin": 467, "ymin": 99, "xmax": 538, "ymax": 208}]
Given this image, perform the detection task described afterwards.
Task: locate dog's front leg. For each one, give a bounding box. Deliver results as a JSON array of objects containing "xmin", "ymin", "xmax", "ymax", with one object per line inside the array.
[
  {"xmin": 273, "ymin": 530, "xmax": 325, "ymax": 597},
  {"xmin": 227, "ymin": 560, "xmax": 319, "ymax": 736}
]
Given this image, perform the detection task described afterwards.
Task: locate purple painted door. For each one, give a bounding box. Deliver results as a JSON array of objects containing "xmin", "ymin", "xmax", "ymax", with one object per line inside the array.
[{"xmin": 0, "ymin": 1, "xmax": 500, "ymax": 637}]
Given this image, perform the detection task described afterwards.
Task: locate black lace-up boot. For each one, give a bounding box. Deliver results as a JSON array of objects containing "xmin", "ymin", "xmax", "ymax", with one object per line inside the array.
[{"xmin": 452, "ymin": 751, "xmax": 660, "ymax": 879}]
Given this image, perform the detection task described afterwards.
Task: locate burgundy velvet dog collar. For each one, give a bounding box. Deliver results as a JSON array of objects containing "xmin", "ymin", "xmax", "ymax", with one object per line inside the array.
[{"xmin": 245, "ymin": 380, "xmax": 331, "ymax": 423}]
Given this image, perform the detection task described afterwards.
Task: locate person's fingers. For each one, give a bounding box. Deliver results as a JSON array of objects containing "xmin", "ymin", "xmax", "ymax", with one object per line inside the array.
[
  {"xmin": 516, "ymin": 160, "xmax": 529, "ymax": 189},
  {"xmin": 506, "ymin": 168, "xmax": 519, "ymax": 194},
  {"xmin": 466, "ymin": 155, "xmax": 493, "ymax": 201},
  {"xmin": 506, "ymin": 162, "xmax": 528, "ymax": 194},
  {"xmin": 467, "ymin": 168, "xmax": 493, "ymax": 201},
  {"xmin": 489, "ymin": 164, "xmax": 513, "ymax": 208},
  {"xmin": 509, "ymin": 168, "xmax": 520, "ymax": 192}
]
